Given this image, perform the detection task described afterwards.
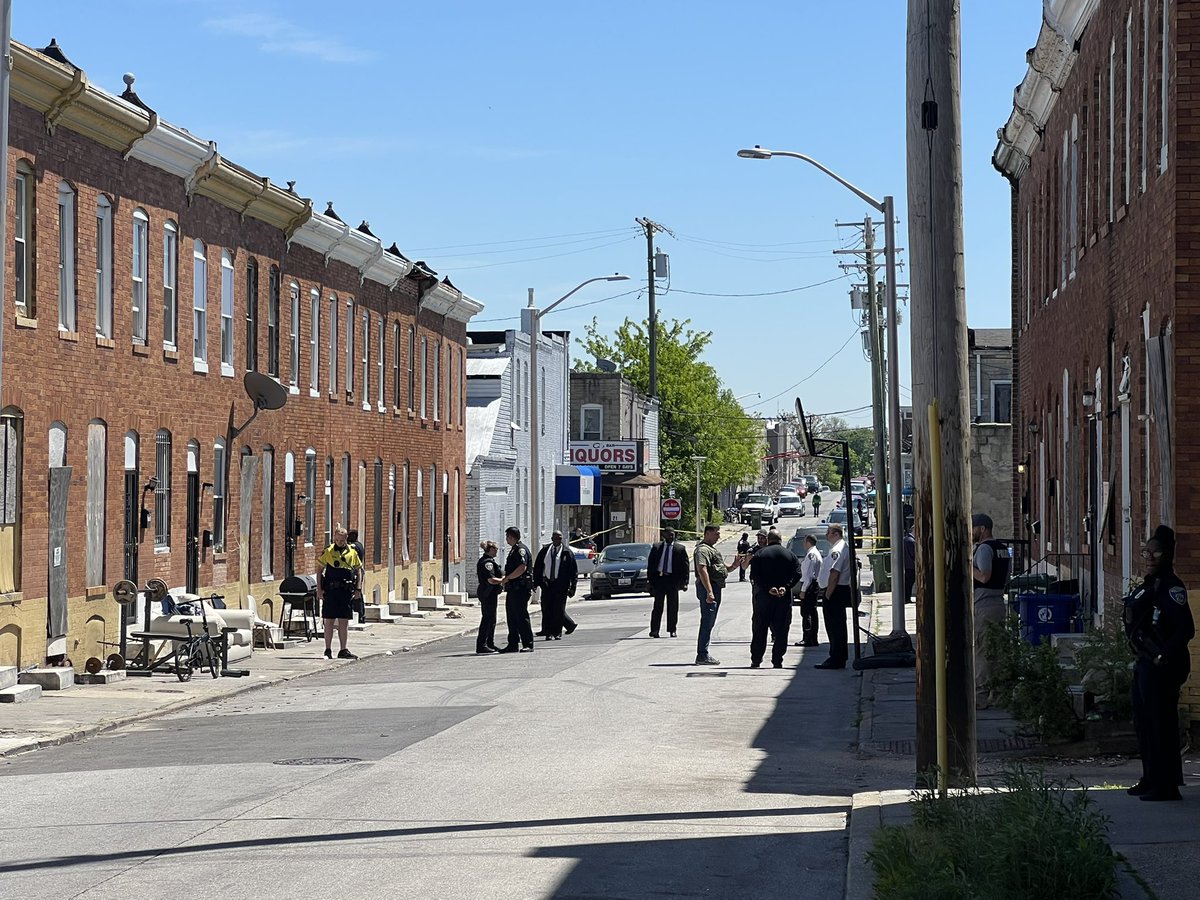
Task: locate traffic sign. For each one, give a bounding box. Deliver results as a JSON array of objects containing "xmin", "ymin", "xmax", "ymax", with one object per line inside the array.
[{"xmin": 661, "ymin": 498, "xmax": 682, "ymax": 520}]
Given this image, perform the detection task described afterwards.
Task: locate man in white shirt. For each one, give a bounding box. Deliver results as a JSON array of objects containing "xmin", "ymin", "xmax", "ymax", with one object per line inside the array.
[
  {"xmin": 815, "ymin": 524, "xmax": 851, "ymax": 669},
  {"xmin": 794, "ymin": 534, "xmax": 824, "ymax": 648}
]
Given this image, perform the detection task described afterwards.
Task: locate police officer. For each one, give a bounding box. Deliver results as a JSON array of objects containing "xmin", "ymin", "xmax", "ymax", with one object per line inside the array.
[
  {"xmin": 316, "ymin": 524, "xmax": 362, "ymax": 660},
  {"xmin": 1124, "ymin": 525, "xmax": 1195, "ymax": 802},
  {"xmin": 475, "ymin": 540, "xmax": 503, "ymax": 654},
  {"xmin": 497, "ymin": 526, "xmax": 535, "ymax": 653},
  {"xmin": 972, "ymin": 513, "xmax": 1010, "ymax": 708},
  {"xmin": 748, "ymin": 531, "xmax": 803, "ymax": 668},
  {"xmin": 815, "ymin": 524, "xmax": 851, "ymax": 670},
  {"xmin": 794, "ymin": 534, "xmax": 823, "ymax": 647}
]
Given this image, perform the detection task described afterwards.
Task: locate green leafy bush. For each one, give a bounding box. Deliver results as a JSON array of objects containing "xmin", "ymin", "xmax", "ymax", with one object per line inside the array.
[
  {"xmin": 868, "ymin": 766, "xmax": 1119, "ymax": 899},
  {"xmin": 983, "ymin": 615, "xmax": 1081, "ymax": 742},
  {"xmin": 1073, "ymin": 615, "xmax": 1135, "ymax": 721}
]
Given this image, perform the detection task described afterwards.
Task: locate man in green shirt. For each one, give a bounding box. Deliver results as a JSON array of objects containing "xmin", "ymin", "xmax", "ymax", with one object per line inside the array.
[{"xmin": 693, "ymin": 524, "xmax": 742, "ymax": 665}]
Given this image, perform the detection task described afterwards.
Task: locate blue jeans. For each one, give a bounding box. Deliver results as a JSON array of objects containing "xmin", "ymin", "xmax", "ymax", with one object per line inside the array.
[{"xmin": 696, "ymin": 581, "xmax": 723, "ymax": 659}]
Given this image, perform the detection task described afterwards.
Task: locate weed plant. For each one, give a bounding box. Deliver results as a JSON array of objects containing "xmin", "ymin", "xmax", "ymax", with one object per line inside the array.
[
  {"xmin": 868, "ymin": 765, "xmax": 1118, "ymax": 899},
  {"xmin": 983, "ymin": 616, "xmax": 1081, "ymax": 742}
]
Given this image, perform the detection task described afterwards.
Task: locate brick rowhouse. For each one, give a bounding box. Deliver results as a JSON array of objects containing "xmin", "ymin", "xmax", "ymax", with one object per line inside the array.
[
  {"xmin": 993, "ymin": 1, "xmax": 1200, "ymax": 707},
  {"xmin": 0, "ymin": 40, "xmax": 481, "ymax": 667}
]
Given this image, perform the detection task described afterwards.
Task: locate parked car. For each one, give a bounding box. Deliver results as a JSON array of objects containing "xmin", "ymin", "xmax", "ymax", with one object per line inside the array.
[
  {"xmin": 739, "ymin": 492, "xmax": 775, "ymax": 525},
  {"xmin": 588, "ymin": 542, "xmax": 652, "ymax": 600},
  {"xmin": 781, "ymin": 483, "xmax": 808, "ymax": 498},
  {"xmin": 803, "ymin": 475, "xmax": 821, "ymax": 495},
  {"xmin": 571, "ymin": 544, "xmax": 598, "ymax": 576},
  {"xmin": 775, "ymin": 493, "xmax": 804, "ymax": 519},
  {"xmin": 734, "ymin": 490, "xmax": 753, "ymax": 510}
]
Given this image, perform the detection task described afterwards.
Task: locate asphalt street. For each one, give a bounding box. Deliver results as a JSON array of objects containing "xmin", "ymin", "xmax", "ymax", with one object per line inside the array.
[{"xmin": 0, "ymin": 526, "xmax": 905, "ymax": 900}]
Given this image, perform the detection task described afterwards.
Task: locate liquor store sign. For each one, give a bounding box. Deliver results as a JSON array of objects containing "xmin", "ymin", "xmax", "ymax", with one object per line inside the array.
[{"xmin": 569, "ymin": 440, "xmax": 643, "ymax": 474}]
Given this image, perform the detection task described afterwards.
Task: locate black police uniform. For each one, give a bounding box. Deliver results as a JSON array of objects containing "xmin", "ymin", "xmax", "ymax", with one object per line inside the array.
[
  {"xmin": 500, "ymin": 541, "xmax": 535, "ymax": 652},
  {"xmin": 737, "ymin": 535, "xmax": 751, "ymax": 582},
  {"xmin": 476, "ymin": 554, "xmax": 503, "ymax": 652},
  {"xmin": 1124, "ymin": 569, "xmax": 1195, "ymax": 799},
  {"xmin": 749, "ymin": 544, "xmax": 803, "ymax": 667}
]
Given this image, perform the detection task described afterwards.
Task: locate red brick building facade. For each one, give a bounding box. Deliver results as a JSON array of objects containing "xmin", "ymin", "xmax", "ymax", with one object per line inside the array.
[
  {"xmin": 0, "ymin": 40, "xmax": 481, "ymax": 667},
  {"xmin": 993, "ymin": 1, "xmax": 1197, "ymax": 694}
]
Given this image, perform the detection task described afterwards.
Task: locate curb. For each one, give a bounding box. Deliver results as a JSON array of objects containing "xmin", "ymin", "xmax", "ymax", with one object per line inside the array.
[
  {"xmin": 845, "ymin": 791, "xmax": 882, "ymax": 900},
  {"xmin": 0, "ymin": 617, "xmax": 496, "ymax": 760}
]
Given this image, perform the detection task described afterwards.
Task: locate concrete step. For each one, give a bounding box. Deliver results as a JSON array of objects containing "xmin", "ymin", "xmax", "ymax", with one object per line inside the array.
[
  {"xmin": 347, "ymin": 622, "xmax": 371, "ymax": 632},
  {"xmin": 0, "ymin": 683, "xmax": 42, "ymax": 703},
  {"xmin": 0, "ymin": 666, "xmax": 16, "ymax": 690},
  {"xmin": 443, "ymin": 592, "xmax": 475, "ymax": 607},
  {"xmin": 363, "ymin": 605, "xmax": 399, "ymax": 623},
  {"xmin": 75, "ymin": 669, "xmax": 128, "ymax": 686},
  {"xmin": 416, "ymin": 595, "xmax": 446, "ymax": 611},
  {"xmin": 19, "ymin": 667, "xmax": 74, "ymax": 690},
  {"xmin": 389, "ymin": 600, "xmax": 419, "ymax": 616}
]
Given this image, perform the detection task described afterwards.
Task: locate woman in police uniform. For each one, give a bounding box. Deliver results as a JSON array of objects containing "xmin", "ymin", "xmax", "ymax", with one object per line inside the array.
[
  {"xmin": 475, "ymin": 541, "xmax": 503, "ymax": 654},
  {"xmin": 1125, "ymin": 525, "xmax": 1195, "ymax": 801}
]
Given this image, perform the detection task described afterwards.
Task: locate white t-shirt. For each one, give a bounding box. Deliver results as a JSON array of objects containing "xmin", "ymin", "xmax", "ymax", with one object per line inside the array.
[
  {"xmin": 801, "ymin": 547, "xmax": 823, "ymax": 591},
  {"xmin": 820, "ymin": 539, "xmax": 849, "ymax": 590}
]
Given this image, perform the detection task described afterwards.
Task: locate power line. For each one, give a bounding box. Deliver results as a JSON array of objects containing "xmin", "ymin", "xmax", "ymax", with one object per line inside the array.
[
  {"xmin": 450, "ymin": 234, "xmax": 640, "ymax": 270},
  {"xmin": 469, "ymin": 288, "xmax": 644, "ymax": 324},
  {"xmin": 669, "ymin": 274, "xmax": 848, "ymax": 298},
  {"xmin": 745, "ymin": 329, "xmax": 862, "ymax": 408},
  {"xmin": 411, "ymin": 226, "xmax": 638, "ymax": 253}
]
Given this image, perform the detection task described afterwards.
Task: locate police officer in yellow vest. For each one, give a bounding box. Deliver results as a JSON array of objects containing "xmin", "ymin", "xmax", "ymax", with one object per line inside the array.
[{"xmin": 316, "ymin": 523, "xmax": 363, "ymax": 660}]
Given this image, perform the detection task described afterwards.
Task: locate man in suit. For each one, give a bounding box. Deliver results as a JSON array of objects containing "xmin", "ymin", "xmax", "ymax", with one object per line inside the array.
[
  {"xmin": 533, "ymin": 530, "xmax": 578, "ymax": 640},
  {"xmin": 648, "ymin": 527, "xmax": 689, "ymax": 638}
]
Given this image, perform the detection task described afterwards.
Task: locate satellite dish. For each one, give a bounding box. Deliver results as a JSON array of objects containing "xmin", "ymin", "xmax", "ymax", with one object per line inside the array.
[
  {"xmin": 794, "ymin": 397, "xmax": 816, "ymax": 457},
  {"xmin": 245, "ymin": 371, "xmax": 288, "ymax": 411},
  {"xmin": 231, "ymin": 372, "xmax": 289, "ymax": 437}
]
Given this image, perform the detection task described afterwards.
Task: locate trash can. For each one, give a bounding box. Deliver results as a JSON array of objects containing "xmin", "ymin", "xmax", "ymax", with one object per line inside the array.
[
  {"xmin": 868, "ymin": 551, "xmax": 891, "ymax": 594},
  {"xmin": 1016, "ymin": 593, "xmax": 1079, "ymax": 645},
  {"xmin": 751, "ymin": 511, "xmax": 762, "ymax": 531},
  {"xmin": 1009, "ymin": 572, "xmax": 1053, "ymax": 594}
]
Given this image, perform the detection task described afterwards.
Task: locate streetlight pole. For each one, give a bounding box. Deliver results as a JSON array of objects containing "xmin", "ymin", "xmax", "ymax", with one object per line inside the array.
[
  {"xmin": 691, "ymin": 455, "xmax": 706, "ymax": 539},
  {"xmin": 528, "ymin": 275, "xmax": 629, "ymax": 563},
  {"xmin": 738, "ymin": 146, "xmax": 907, "ymax": 640}
]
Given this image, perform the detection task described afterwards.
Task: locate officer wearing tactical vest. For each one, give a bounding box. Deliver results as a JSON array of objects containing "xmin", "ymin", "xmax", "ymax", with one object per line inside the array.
[
  {"xmin": 316, "ymin": 524, "xmax": 363, "ymax": 660},
  {"xmin": 971, "ymin": 513, "xmax": 1010, "ymax": 708}
]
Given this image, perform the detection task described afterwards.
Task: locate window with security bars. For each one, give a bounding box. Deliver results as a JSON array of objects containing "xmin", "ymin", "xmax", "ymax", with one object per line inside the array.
[{"xmin": 154, "ymin": 430, "xmax": 171, "ymax": 548}]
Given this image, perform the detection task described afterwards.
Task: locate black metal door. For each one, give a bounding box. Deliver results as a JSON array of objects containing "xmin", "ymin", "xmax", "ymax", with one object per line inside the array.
[
  {"xmin": 442, "ymin": 488, "xmax": 450, "ymax": 587},
  {"xmin": 123, "ymin": 471, "xmax": 139, "ymax": 624},
  {"xmin": 284, "ymin": 481, "xmax": 296, "ymax": 579},
  {"xmin": 186, "ymin": 472, "xmax": 200, "ymax": 593}
]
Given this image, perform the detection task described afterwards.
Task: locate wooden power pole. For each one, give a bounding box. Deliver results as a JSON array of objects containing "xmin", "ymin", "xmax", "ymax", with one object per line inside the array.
[{"xmin": 906, "ymin": 0, "xmax": 976, "ymax": 783}]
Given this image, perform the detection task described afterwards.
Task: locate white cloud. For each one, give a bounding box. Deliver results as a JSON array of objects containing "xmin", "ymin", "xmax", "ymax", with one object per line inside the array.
[{"xmin": 204, "ymin": 12, "xmax": 374, "ymax": 64}]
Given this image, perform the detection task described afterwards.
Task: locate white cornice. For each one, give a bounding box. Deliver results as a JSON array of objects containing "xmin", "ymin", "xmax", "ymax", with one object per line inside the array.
[
  {"xmin": 128, "ymin": 120, "xmax": 211, "ymax": 178},
  {"xmin": 992, "ymin": 0, "xmax": 1100, "ymax": 181},
  {"xmin": 420, "ymin": 283, "xmax": 458, "ymax": 318},
  {"xmin": 447, "ymin": 291, "xmax": 485, "ymax": 324}
]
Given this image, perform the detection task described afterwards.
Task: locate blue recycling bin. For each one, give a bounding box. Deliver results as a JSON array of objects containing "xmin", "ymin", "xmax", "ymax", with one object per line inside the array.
[{"xmin": 1016, "ymin": 593, "xmax": 1080, "ymax": 645}]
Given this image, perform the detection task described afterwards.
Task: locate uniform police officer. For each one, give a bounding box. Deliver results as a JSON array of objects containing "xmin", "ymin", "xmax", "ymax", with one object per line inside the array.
[
  {"xmin": 815, "ymin": 524, "xmax": 851, "ymax": 669},
  {"xmin": 1124, "ymin": 525, "xmax": 1195, "ymax": 801},
  {"xmin": 497, "ymin": 526, "xmax": 535, "ymax": 653},
  {"xmin": 748, "ymin": 531, "xmax": 803, "ymax": 668}
]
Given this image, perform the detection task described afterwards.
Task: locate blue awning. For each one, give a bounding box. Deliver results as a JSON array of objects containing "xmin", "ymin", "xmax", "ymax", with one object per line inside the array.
[{"xmin": 555, "ymin": 465, "xmax": 602, "ymax": 506}]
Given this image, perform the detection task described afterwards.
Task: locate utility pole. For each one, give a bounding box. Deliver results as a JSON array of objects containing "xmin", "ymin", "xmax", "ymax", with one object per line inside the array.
[
  {"xmin": 907, "ymin": 0, "xmax": 976, "ymax": 783},
  {"xmin": 834, "ymin": 222, "xmax": 890, "ymax": 548},
  {"xmin": 636, "ymin": 217, "xmax": 673, "ymax": 398}
]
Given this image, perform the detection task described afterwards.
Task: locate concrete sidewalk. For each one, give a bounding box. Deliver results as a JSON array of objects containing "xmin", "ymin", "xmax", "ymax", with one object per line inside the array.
[
  {"xmin": 846, "ymin": 590, "xmax": 1199, "ymax": 900},
  {"xmin": 0, "ymin": 600, "xmax": 539, "ymax": 759}
]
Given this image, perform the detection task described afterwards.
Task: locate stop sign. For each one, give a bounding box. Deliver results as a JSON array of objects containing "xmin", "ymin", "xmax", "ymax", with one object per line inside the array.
[{"xmin": 661, "ymin": 498, "xmax": 682, "ymax": 520}]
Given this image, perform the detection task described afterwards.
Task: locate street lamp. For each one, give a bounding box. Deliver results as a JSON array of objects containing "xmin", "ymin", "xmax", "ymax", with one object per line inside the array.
[
  {"xmin": 691, "ymin": 455, "xmax": 706, "ymax": 539},
  {"xmin": 738, "ymin": 145, "xmax": 906, "ymax": 639},
  {"xmin": 528, "ymin": 274, "xmax": 630, "ymax": 561}
]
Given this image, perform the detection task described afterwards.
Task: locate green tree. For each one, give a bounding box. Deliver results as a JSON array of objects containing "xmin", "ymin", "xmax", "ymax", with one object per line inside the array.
[
  {"xmin": 807, "ymin": 416, "xmax": 875, "ymax": 488},
  {"xmin": 576, "ymin": 317, "xmax": 762, "ymax": 530}
]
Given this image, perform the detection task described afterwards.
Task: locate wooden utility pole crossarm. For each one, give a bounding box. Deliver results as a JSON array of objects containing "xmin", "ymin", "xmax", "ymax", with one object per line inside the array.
[{"xmin": 906, "ymin": 0, "xmax": 977, "ymax": 783}]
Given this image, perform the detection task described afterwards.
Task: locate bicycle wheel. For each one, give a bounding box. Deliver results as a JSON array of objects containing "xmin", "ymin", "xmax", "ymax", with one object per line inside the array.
[
  {"xmin": 175, "ymin": 644, "xmax": 193, "ymax": 682},
  {"xmin": 203, "ymin": 639, "xmax": 220, "ymax": 679}
]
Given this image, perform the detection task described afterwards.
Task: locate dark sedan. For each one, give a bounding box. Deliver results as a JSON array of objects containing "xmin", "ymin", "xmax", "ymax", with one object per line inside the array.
[{"xmin": 588, "ymin": 542, "xmax": 653, "ymax": 600}]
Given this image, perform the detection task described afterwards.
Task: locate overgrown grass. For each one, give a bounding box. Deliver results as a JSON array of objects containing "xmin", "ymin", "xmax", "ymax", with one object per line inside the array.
[{"xmin": 868, "ymin": 766, "xmax": 1119, "ymax": 899}]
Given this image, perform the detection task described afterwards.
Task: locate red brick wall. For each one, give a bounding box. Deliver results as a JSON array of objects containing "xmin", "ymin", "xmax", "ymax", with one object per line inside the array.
[
  {"xmin": 2, "ymin": 100, "xmax": 467, "ymax": 658},
  {"xmin": 1012, "ymin": 0, "xmax": 1175, "ymax": 610}
]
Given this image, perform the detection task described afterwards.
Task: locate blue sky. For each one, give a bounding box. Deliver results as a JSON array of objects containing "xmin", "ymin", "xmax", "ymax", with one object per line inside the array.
[{"xmin": 16, "ymin": 0, "xmax": 1038, "ymax": 428}]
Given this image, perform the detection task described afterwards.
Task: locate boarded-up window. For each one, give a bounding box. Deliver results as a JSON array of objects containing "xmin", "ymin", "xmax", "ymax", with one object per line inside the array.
[{"xmin": 86, "ymin": 421, "xmax": 106, "ymax": 585}]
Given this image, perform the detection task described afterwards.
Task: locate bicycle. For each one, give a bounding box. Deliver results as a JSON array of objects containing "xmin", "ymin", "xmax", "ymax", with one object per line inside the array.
[{"xmin": 173, "ymin": 593, "xmax": 226, "ymax": 682}]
